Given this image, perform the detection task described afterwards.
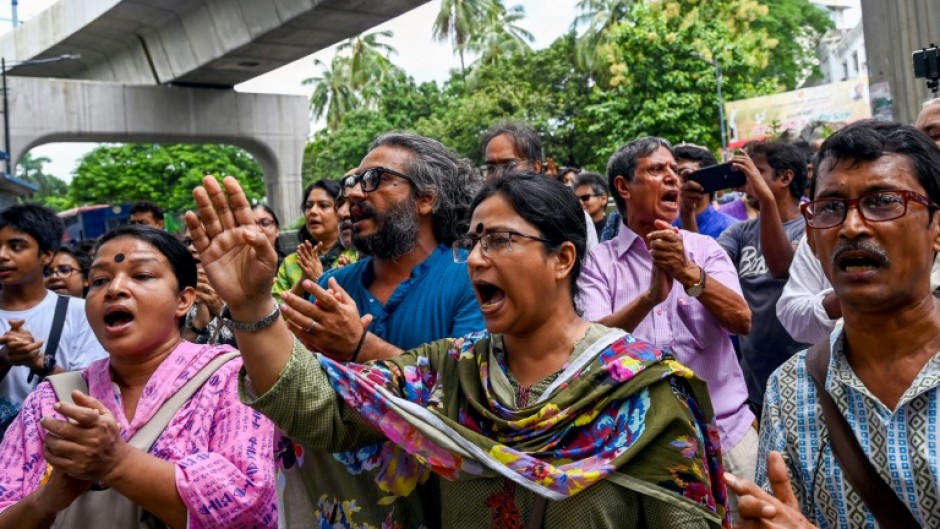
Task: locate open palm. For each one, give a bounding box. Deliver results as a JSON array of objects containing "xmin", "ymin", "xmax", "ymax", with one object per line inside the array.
[{"xmin": 185, "ymin": 176, "xmax": 279, "ymax": 310}]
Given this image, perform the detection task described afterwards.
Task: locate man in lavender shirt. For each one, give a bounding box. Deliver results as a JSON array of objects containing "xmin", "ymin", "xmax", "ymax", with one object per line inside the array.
[{"xmin": 578, "ymin": 137, "xmax": 756, "ymax": 521}]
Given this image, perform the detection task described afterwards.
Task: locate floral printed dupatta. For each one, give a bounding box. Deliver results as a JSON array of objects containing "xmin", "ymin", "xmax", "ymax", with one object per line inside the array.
[{"xmin": 319, "ymin": 328, "xmax": 729, "ymax": 527}]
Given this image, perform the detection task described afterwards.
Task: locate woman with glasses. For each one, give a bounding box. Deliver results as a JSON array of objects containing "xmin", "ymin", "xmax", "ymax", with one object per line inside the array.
[
  {"xmin": 187, "ymin": 172, "xmax": 729, "ymax": 529},
  {"xmin": 251, "ymin": 204, "xmax": 286, "ymax": 269},
  {"xmin": 44, "ymin": 246, "xmax": 90, "ymax": 298},
  {"xmin": 273, "ymin": 179, "xmax": 345, "ymax": 298}
]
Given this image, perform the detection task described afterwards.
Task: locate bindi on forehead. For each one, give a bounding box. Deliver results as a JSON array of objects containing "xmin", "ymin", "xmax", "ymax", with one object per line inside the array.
[
  {"xmin": 114, "ymin": 253, "xmax": 125, "ymax": 263},
  {"xmin": 475, "ymin": 222, "xmax": 484, "ymax": 234}
]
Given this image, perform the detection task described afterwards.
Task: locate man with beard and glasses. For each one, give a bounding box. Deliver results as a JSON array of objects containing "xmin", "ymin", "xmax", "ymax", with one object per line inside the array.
[
  {"xmin": 728, "ymin": 120, "xmax": 940, "ymax": 529},
  {"xmin": 272, "ymin": 132, "xmax": 485, "ymax": 529}
]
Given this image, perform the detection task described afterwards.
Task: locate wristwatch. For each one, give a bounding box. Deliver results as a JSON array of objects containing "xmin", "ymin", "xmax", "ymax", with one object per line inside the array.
[
  {"xmin": 27, "ymin": 355, "xmax": 57, "ymax": 383},
  {"xmin": 219, "ymin": 305, "xmax": 281, "ymax": 332},
  {"xmin": 684, "ymin": 266, "xmax": 707, "ymax": 297}
]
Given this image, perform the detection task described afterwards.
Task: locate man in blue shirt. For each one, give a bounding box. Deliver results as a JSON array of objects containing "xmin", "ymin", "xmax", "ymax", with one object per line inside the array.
[
  {"xmin": 276, "ymin": 132, "xmax": 484, "ymax": 529},
  {"xmin": 674, "ymin": 144, "xmax": 739, "ymax": 239}
]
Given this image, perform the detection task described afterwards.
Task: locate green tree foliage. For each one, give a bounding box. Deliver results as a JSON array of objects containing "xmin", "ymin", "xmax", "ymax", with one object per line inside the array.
[
  {"xmin": 753, "ymin": 0, "xmax": 833, "ymax": 89},
  {"xmin": 467, "ymin": 3, "xmax": 534, "ymax": 68},
  {"xmin": 570, "ymin": 0, "xmax": 634, "ymax": 78},
  {"xmin": 16, "ymin": 153, "xmax": 72, "ymax": 211},
  {"xmin": 69, "ymin": 144, "xmax": 264, "ymax": 216},
  {"xmin": 304, "ymin": 0, "xmax": 830, "ymax": 177},
  {"xmin": 584, "ymin": 0, "xmax": 786, "ymax": 162},
  {"xmin": 432, "ymin": 0, "xmax": 496, "ymax": 72}
]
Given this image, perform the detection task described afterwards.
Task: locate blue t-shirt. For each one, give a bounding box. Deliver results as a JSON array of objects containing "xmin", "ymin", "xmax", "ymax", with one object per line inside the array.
[
  {"xmin": 674, "ymin": 207, "xmax": 739, "ymax": 240},
  {"xmin": 319, "ymin": 244, "xmax": 485, "ymax": 349}
]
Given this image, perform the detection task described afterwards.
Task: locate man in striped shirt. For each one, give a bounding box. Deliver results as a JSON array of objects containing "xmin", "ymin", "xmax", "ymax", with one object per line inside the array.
[{"xmin": 729, "ymin": 119, "xmax": 940, "ymax": 528}]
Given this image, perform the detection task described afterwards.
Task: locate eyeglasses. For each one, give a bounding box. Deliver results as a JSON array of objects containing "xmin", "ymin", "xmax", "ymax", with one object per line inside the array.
[
  {"xmin": 43, "ymin": 265, "xmax": 78, "ymax": 278},
  {"xmin": 479, "ymin": 160, "xmax": 525, "ymax": 179},
  {"xmin": 800, "ymin": 189, "xmax": 939, "ymax": 229},
  {"xmin": 255, "ymin": 218, "xmax": 276, "ymax": 229},
  {"xmin": 577, "ymin": 193, "xmax": 602, "ymax": 202},
  {"xmin": 339, "ymin": 167, "xmax": 414, "ymax": 198},
  {"xmin": 452, "ymin": 231, "xmax": 554, "ymax": 263}
]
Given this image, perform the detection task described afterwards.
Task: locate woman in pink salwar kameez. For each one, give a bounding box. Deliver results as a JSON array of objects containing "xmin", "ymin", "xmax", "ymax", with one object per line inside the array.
[{"xmin": 0, "ymin": 225, "xmax": 277, "ymax": 529}]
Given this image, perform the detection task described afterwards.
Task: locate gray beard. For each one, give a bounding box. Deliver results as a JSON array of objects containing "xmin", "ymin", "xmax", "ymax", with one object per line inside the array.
[{"xmin": 352, "ymin": 195, "xmax": 419, "ymax": 261}]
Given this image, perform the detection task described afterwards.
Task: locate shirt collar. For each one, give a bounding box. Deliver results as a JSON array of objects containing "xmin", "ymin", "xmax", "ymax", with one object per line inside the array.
[{"xmin": 613, "ymin": 224, "xmax": 647, "ymax": 259}]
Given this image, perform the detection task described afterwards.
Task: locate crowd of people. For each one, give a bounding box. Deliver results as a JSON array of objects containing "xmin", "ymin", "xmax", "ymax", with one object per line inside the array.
[{"xmin": 0, "ymin": 101, "xmax": 939, "ymax": 529}]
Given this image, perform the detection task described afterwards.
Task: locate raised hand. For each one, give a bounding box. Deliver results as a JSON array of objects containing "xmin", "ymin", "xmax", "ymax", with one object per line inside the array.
[
  {"xmin": 645, "ymin": 264, "xmax": 674, "ymax": 306},
  {"xmin": 725, "ymin": 451, "xmax": 820, "ymax": 529},
  {"xmin": 731, "ymin": 149, "xmax": 774, "ymax": 204},
  {"xmin": 296, "ymin": 240, "xmax": 324, "ymax": 281},
  {"xmin": 648, "ymin": 219, "xmax": 700, "ymax": 287},
  {"xmin": 185, "ymin": 176, "xmax": 278, "ymax": 318}
]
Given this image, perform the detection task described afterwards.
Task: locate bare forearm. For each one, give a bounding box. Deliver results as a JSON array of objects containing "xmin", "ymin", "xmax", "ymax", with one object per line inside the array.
[
  {"xmin": 822, "ymin": 291, "xmax": 842, "ymax": 319},
  {"xmin": 597, "ymin": 295, "xmax": 657, "ymax": 333},
  {"xmin": 105, "ymin": 449, "xmax": 185, "ymax": 529},
  {"xmin": 0, "ymin": 493, "xmax": 58, "ymax": 529},
  {"xmin": 229, "ymin": 299, "xmax": 296, "ymax": 395},
  {"xmin": 680, "ymin": 210, "xmax": 699, "ymax": 234},
  {"xmin": 757, "ymin": 200, "xmax": 796, "ymax": 278},
  {"xmin": 697, "ymin": 278, "xmax": 752, "ymax": 335},
  {"xmin": 355, "ymin": 333, "xmax": 404, "ymax": 362}
]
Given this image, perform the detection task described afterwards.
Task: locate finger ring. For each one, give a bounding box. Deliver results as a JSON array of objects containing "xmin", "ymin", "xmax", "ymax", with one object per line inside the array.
[{"xmin": 306, "ymin": 321, "xmax": 316, "ymax": 333}]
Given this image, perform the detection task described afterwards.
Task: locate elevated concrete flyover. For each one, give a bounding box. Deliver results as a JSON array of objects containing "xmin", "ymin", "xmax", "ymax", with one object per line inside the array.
[{"xmin": 0, "ymin": 0, "xmax": 429, "ymax": 218}]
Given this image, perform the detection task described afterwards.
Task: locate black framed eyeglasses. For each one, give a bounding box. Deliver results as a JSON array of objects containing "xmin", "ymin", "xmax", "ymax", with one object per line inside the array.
[
  {"xmin": 255, "ymin": 218, "xmax": 276, "ymax": 229},
  {"xmin": 577, "ymin": 193, "xmax": 602, "ymax": 202},
  {"xmin": 340, "ymin": 167, "xmax": 414, "ymax": 198},
  {"xmin": 800, "ymin": 189, "xmax": 939, "ymax": 229},
  {"xmin": 452, "ymin": 230, "xmax": 554, "ymax": 263},
  {"xmin": 43, "ymin": 265, "xmax": 78, "ymax": 278}
]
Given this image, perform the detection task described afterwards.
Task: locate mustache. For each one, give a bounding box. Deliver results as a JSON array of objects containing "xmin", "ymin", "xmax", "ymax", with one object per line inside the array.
[
  {"xmin": 349, "ymin": 201, "xmax": 376, "ymax": 222},
  {"xmin": 831, "ymin": 238, "xmax": 890, "ymax": 267}
]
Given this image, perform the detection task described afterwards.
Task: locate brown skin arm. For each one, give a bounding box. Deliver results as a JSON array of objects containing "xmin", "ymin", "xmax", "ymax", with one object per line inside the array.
[
  {"xmin": 822, "ymin": 291, "xmax": 842, "ymax": 319},
  {"xmin": 732, "ymin": 152, "xmax": 797, "ymax": 279}
]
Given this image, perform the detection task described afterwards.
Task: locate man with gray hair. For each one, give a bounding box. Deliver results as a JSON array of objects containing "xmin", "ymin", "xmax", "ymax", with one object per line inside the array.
[
  {"xmin": 279, "ymin": 132, "xmax": 485, "ymax": 528},
  {"xmin": 578, "ymin": 136, "xmax": 755, "ymax": 522}
]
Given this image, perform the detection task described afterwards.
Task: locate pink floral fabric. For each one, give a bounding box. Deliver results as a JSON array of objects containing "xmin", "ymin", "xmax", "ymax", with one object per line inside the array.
[{"xmin": 0, "ymin": 341, "xmax": 277, "ymax": 529}]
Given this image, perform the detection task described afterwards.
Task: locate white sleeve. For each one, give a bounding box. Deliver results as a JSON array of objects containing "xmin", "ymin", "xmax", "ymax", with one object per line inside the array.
[
  {"xmin": 584, "ymin": 211, "xmax": 598, "ymax": 250},
  {"xmin": 776, "ymin": 236, "xmax": 838, "ymax": 344},
  {"xmin": 57, "ymin": 300, "xmax": 108, "ymax": 371}
]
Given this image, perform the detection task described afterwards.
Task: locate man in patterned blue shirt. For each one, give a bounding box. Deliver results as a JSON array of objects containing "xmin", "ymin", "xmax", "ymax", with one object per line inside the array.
[{"xmin": 727, "ymin": 119, "xmax": 940, "ymax": 528}]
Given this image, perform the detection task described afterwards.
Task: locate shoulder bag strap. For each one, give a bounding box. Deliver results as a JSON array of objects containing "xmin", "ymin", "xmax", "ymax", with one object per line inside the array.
[
  {"xmin": 127, "ymin": 351, "xmax": 240, "ymax": 452},
  {"xmin": 526, "ymin": 495, "xmax": 548, "ymax": 529},
  {"xmin": 805, "ymin": 340, "xmax": 922, "ymax": 529},
  {"xmin": 44, "ymin": 294, "xmax": 70, "ymax": 359},
  {"xmin": 47, "ymin": 370, "xmax": 89, "ymax": 405}
]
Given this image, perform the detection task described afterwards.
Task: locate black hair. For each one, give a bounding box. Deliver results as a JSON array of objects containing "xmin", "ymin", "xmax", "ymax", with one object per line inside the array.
[
  {"xmin": 371, "ymin": 132, "xmax": 481, "ymax": 245},
  {"xmin": 573, "ymin": 172, "xmax": 609, "ymax": 196},
  {"xmin": 606, "ymin": 137, "xmax": 673, "ymax": 216},
  {"xmin": 129, "ymin": 201, "xmax": 164, "ymax": 221},
  {"xmin": 252, "ymin": 203, "xmax": 285, "ymax": 259},
  {"xmin": 0, "ymin": 204, "xmax": 63, "ymax": 255},
  {"xmin": 470, "ymin": 172, "xmax": 587, "ymax": 312},
  {"xmin": 812, "ymin": 119, "xmax": 940, "ymax": 207},
  {"xmin": 481, "ymin": 121, "xmax": 544, "ymax": 164},
  {"xmin": 673, "ymin": 145, "xmax": 718, "ymax": 168},
  {"xmin": 298, "ymin": 179, "xmax": 341, "ymax": 244},
  {"xmin": 55, "ymin": 245, "xmax": 92, "ymax": 279},
  {"xmin": 745, "ymin": 141, "xmax": 807, "ymax": 200},
  {"xmin": 94, "ymin": 225, "xmax": 197, "ymax": 292}
]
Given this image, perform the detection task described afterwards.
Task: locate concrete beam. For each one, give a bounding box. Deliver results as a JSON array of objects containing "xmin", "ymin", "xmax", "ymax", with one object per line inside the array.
[
  {"xmin": 0, "ymin": 0, "xmax": 429, "ymax": 87},
  {"xmin": 861, "ymin": 0, "xmax": 940, "ymax": 124},
  {"xmin": 4, "ymin": 77, "xmax": 307, "ymax": 223}
]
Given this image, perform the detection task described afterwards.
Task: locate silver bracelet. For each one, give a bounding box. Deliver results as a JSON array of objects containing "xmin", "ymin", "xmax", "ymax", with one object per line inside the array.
[{"xmin": 219, "ymin": 305, "xmax": 281, "ymax": 332}]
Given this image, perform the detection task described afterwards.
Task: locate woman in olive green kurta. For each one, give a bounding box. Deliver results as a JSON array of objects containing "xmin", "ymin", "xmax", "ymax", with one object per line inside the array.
[{"xmin": 189, "ymin": 172, "xmax": 729, "ymax": 529}]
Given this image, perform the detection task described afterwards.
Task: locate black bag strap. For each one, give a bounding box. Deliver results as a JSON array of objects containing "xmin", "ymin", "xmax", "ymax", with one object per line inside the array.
[
  {"xmin": 44, "ymin": 294, "xmax": 70, "ymax": 360},
  {"xmin": 805, "ymin": 339, "xmax": 922, "ymax": 529},
  {"xmin": 27, "ymin": 295, "xmax": 69, "ymax": 383}
]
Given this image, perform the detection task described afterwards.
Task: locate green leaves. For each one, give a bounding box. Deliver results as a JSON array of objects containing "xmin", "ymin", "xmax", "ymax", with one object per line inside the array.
[{"xmin": 68, "ymin": 144, "xmax": 264, "ymax": 218}]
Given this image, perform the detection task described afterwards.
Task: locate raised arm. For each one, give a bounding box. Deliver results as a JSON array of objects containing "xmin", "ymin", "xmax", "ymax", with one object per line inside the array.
[{"xmin": 185, "ymin": 176, "xmax": 294, "ymax": 395}]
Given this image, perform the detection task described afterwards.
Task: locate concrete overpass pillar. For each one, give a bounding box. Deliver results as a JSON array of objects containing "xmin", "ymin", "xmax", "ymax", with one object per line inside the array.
[{"xmin": 4, "ymin": 77, "xmax": 308, "ymax": 224}]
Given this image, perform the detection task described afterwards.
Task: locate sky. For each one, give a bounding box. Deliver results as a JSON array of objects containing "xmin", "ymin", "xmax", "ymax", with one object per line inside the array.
[{"xmin": 1, "ymin": 0, "xmax": 581, "ymax": 182}]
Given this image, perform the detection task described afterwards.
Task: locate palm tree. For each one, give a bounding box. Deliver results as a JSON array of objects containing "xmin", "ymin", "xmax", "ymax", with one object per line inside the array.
[
  {"xmin": 432, "ymin": 0, "xmax": 495, "ymax": 73},
  {"xmin": 337, "ymin": 30, "xmax": 399, "ymax": 91},
  {"xmin": 303, "ymin": 56, "xmax": 359, "ymax": 131},
  {"xmin": 469, "ymin": 3, "xmax": 534, "ymax": 67},
  {"xmin": 570, "ymin": 0, "xmax": 634, "ymax": 73}
]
